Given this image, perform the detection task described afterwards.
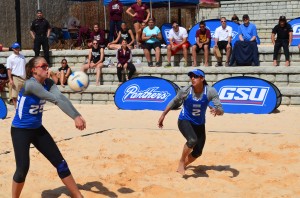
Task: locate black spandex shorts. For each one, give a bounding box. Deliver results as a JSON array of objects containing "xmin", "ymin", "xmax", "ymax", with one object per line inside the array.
[
  {"xmin": 144, "ymin": 41, "xmax": 161, "ymax": 51},
  {"xmin": 217, "ymin": 41, "xmax": 231, "ymax": 51},
  {"xmin": 11, "ymin": 126, "xmax": 70, "ymax": 182},
  {"xmin": 178, "ymin": 119, "xmax": 206, "ymax": 158}
]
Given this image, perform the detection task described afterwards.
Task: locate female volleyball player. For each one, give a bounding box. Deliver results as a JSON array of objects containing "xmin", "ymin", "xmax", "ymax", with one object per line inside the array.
[
  {"xmin": 11, "ymin": 56, "xmax": 85, "ymax": 198},
  {"xmin": 158, "ymin": 69, "xmax": 224, "ymax": 175}
]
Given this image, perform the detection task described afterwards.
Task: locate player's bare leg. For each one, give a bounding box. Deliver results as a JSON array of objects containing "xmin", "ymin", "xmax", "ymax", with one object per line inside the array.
[{"xmin": 177, "ymin": 144, "xmax": 192, "ymax": 175}]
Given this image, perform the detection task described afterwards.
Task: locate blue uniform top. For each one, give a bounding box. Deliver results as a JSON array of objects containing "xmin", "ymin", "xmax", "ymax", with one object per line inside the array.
[
  {"xmin": 238, "ymin": 22, "xmax": 257, "ymax": 41},
  {"xmin": 167, "ymin": 85, "xmax": 223, "ymax": 125},
  {"xmin": 12, "ymin": 77, "xmax": 80, "ymax": 129}
]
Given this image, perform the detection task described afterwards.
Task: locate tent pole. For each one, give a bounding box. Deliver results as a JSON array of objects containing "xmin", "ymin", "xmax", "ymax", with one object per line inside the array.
[
  {"xmin": 150, "ymin": 0, "xmax": 152, "ymax": 18},
  {"xmin": 104, "ymin": 2, "xmax": 107, "ymax": 30},
  {"xmin": 168, "ymin": 0, "xmax": 171, "ymax": 23}
]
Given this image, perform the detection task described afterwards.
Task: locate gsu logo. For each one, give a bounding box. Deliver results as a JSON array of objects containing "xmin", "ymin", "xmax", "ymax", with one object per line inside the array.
[
  {"xmin": 292, "ymin": 23, "xmax": 300, "ymax": 39},
  {"xmin": 164, "ymin": 28, "xmax": 171, "ymax": 40},
  {"xmin": 219, "ymin": 86, "xmax": 269, "ymax": 106}
]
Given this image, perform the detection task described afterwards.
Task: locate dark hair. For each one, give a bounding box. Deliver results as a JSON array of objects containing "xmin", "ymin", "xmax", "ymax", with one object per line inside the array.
[
  {"xmin": 148, "ymin": 18, "xmax": 156, "ymax": 22},
  {"xmin": 61, "ymin": 58, "xmax": 69, "ymax": 67},
  {"xmin": 231, "ymin": 14, "xmax": 239, "ymax": 21},
  {"xmin": 25, "ymin": 56, "xmax": 44, "ymax": 79},
  {"xmin": 199, "ymin": 21, "xmax": 206, "ymax": 26},
  {"xmin": 36, "ymin": 9, "xmax": 42, "ymax": 13}
]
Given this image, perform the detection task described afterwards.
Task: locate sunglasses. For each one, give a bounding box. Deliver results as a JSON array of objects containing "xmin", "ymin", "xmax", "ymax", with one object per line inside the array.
[
  {"xmin": 93, "ymin": 42, "xmax": 98, "ymax": 45},
  {"xmin": 221, "ymin": 20, "xmax": 226, "ymax": 22},
  {"xmin": 200, "ymin": 26, "xmax": 205, "ymax": 28},
  {"xmin": 189, "ymin": 74, "xmax": 201, "ymax": 79},
  {"xmin": 35, "ymin": 64, "xmax": 49, "ymax": 70}
]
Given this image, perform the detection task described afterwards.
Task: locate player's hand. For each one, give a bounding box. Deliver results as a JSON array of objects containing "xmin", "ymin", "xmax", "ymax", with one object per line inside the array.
[
  {"xmin": 74, "ymin": 116, "xmax": 86, "ymax": 131},
  {"xmin": 209, "ymin": 106, "xmax": 218, "ymax": 117},
  {"xmin": 158, "ymin": 114, "xmax": 165, "ymax": 129}
]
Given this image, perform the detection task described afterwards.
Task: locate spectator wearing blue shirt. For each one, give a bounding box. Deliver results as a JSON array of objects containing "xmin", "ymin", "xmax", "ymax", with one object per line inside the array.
[
  {"xmin": 142, "ymin": 18, "xmax": 162, "ymax": 67},
  {"xmin": 229, "ymin": 14, "xmax": 259, "ymax": 66},
  {"xmin": 238, "ymin": 14, "xmax": 257, "ymax": 42}
]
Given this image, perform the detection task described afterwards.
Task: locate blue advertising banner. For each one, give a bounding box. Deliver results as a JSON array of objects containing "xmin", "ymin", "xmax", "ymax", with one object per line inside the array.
[
  {"xmin": 0, "ymin": 98, "xmax": 7, "ymax": 119},
  {"xmin": 161, "ymin": 23, "xmax": 172, "ymax": 45},
  {"xmin": 212, "ymin": 76, "xmax": 281, "ymax": 114},
  {"xmin": 114, "ymin": 76, "xmax": 181, "ymax": 110},
  {"xmin": 188, "ymin": 19, "xmax": 240, "ymax": 48},
  {"xmin": 288, "ymin": 17, "xmax": 300, "ymax": 46}
]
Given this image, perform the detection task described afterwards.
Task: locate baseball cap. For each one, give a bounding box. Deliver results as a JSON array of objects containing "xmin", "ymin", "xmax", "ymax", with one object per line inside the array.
[
  {"xmin": 188, "ymin": 69, "xmax": 205, "ymax": 78},
  {"xmin": 279, "ymin": 16, "xmax": 286, "ymax": 21},
  {"xmin": 242, "ymin": 14, "xmax": 249, "ymax": 20},
  {"xmin": 11, "ymin": 42, "xmax": 21, "ymax": 49}
]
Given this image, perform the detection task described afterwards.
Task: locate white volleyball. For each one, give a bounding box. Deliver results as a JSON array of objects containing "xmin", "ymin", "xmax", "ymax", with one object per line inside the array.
[{"xmin": 67, "ymin": 71, "xmax": 89, "ymax": 92}]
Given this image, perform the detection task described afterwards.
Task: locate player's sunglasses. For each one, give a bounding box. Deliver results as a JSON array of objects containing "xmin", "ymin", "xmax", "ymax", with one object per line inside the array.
[
  {"xmin": 35, "ymin": 64, "xmax": 49, "ymax": 70},
  {"xmin": 221, "ymin": 20, "xmax": 226, "ymax": 23},
  {"xmin": 189, "ymin": 74, "xmax": 201, "ymax": 79}
]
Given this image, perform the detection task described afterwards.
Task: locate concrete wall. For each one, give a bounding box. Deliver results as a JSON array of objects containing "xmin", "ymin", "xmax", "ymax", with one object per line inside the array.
[{"xmin": 1, "ymin": 48, "xmax": 299, "ymax": 105}]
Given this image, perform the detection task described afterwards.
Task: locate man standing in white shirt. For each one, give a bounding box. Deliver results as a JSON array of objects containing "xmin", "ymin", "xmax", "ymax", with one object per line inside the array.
[
  {"xmin": 213, "ymin": 17, "xmax": 232, "ymax": 66},
  {"xmin": 165, "ymin": 21, "xmax": 190, "ymax": 67},
  {"xmin": 6, "ymin": 42, "xmax": 26, "ymax": 108}
]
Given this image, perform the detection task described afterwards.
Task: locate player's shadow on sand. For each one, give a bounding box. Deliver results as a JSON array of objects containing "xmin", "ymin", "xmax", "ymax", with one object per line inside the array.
[
  {"xmin": 183, "ymin": 165, "xmax": 239, "ymax": 179},
  {"xmin": 41, "ymin": 181, "xmax": 135, "ymax": 197}
]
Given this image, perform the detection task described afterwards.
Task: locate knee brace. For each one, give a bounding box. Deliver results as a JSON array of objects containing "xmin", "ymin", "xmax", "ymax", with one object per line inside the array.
[
  {"xmin": 186, "ymin": 137, "xmax": 197, "ymax": 148},
  {"xmin": 56, "ymin": 160, "xmax": 71, "ymax": 179}
]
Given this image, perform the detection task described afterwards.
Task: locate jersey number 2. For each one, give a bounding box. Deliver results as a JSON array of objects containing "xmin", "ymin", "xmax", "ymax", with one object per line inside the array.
[{"xmin": 192, "ymin": 109, "xmax": 201, "ymax": 116}]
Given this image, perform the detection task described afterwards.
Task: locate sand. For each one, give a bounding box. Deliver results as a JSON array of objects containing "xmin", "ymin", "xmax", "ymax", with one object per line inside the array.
[{"xmin": 0, "ymin": 104, "xmax": 299, "ymax": 198}]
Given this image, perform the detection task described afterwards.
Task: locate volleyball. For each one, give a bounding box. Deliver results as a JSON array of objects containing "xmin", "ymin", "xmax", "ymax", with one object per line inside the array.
[{"xmin": 67, "ymin": 71, "xmax": 89, "ymax": 92}]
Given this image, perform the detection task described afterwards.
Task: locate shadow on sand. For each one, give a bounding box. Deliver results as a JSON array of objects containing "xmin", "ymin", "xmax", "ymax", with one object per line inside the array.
[
  {"xmin": 183, "ymin": 164, "xmax": 239, "ymax": 179},
  {"xmin": 42, "ymin": 181, "xmax": 135, "ymax": 198}
]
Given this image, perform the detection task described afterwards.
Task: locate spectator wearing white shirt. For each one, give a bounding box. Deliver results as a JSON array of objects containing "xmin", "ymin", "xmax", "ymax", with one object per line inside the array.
[
  {"xmin": 165, "ymin": 21, "xmax": 190, "ymax": 67},
  {"xmin": 6, "ymin": 42, "xmax": 26, "ymax": 108},
  {"xmin": 213, "ymin": 17, "xmax": 232, "ymax": 66}
]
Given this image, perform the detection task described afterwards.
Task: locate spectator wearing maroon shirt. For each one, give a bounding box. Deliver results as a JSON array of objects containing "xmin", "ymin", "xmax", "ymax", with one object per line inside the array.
[
  {"xmin": 116, "ymin": 39, "xmax": 136, "ymax": 85},
  {"xmin": 90, "ymin": 23, "xmax": 106, "ymax": 48},
  {"xmin": 126, "ymin": 0, "xmax": 150, "ymax": 47},
  {"xmin": 108, "ymin": 0, "xmax": 123, "ymax": 42},
  {"xmin": 192, "ymin": 21, "xmax": 211, "ymax": 67}
]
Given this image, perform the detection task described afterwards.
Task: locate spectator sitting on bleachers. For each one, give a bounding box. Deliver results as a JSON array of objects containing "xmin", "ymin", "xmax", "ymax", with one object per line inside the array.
[
  {"xmin": 271, "ymin": 16, "xmax": 293, "ymax": 67},
  {"xmin": 136, "ymin": 22, "xmax": 146, "ymax": 49},
  {"xmin": 213, "ymin": 17, "xmax": 232, "ymax": 67},
  {"xmin": 81, "ymin": 39, "xmax": 104, "ymax": 86},
  {"xmin": 231, "ymin": 14, "xmax": 240, "ymax": 25},
  {"xmin": 0, "ymin": 64, "xmax": 9, "ymax": 94},
  {"xmin": 116, "ymin": 39, "xmax": 136, "ymax": 85},
  {"xmin": 108, "ymin": 0, "xmax": 123, "ymax": 42},
  {"xmin": 165, "ymin": 21, "xmax": 190, "ymax": 67},
  {"xmin": 48, "ymin": 59, "xmax": 72, "ymax": 87},
  {"xmin": 108, "ymin": 22, "xmax": 135, "ymax": 50},
  {"xmin": 142, "ymin": 18, "xmax": 162, "ymax": 67},
  {"xmin": 192, "ymin": 21, "xmax": 211, "ymax": 67},
  {"xmin": 126, "ymin": 0, "xmax": 150, "ymax": 48},
  {"xmin": 90, "ymin": 23, "xmax": 106, "ymax": 48},
  {"xmin": 230, "ymin": 14, "xmax": 259, "ymax": 66},
  {"xmin": 77, "ymin": 26, "xmax": 91, "ymax": 48}
]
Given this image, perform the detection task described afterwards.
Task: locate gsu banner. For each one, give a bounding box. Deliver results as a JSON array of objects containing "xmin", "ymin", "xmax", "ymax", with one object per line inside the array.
[
  {"xmin": 212, "ymin": 76, "xmax": 281, "ymax": 114},
  {"xmin": 114, "ymin": 76, "xmax": 181, "ymax": 110},
  {"xmin": 161, "ymin": 23, "xmax": 172, "ymax": 45},
  {"xmin": 288, "ymin": 17, "xmax": 300, "ymax": 46}
]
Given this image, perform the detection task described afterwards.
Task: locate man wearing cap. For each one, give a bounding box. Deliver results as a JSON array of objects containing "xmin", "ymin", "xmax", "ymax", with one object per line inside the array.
[
  {"xmin": 6, "ymin": 42, "xmax": 26, "ymax": 108},
  {"xmin": 213, "ymin": 17, "xmax": 233, "ymax": 66},
  {"xmin": 158, "ymin": 69, "xmax": 223, "ymax": 175},
  {"xmin": 165, "ymin": 21, "xmax": 190, "ymax": 67},
  {"xmin": 271, "ymin": 16, "xmax": 293, "ymax": 66},
  {"xmin": 230, "ymin": 14, "xmax": 259, "ymax": 66},
  {"xmin": 30, "ymin": 10, "xmax": 51, "ymax": 64}
]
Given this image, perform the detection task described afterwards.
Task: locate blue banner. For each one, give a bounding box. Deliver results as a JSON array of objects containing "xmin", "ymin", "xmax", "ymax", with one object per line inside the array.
[
  {"xmin": 188, "ymin": 19, "xmax": 240, "ymax": 47},
  {"xmin": 0, "ymin": 98, "xmax": 7, "ymax": 119},
  {"xmin": 288, "ymin": 17, "xmax": 300, "ymax": 46},
  {"xmin": 161, "ymin": 23, "xmax": 172, "ymax": 45},
  {"xmin": 114, "ymin": 76, "xmax": 180, "ymax": 110},
  {"xmin": 212, "ymin": 76, "xmax": 281, "ymax": 114}
]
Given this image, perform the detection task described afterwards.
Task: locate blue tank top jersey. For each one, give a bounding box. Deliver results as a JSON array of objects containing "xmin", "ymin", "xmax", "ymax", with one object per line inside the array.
[
  {"xmin": 12, "ymin": 81, "xmax": 49, "ymax": 129},
  {"xmin": 178, "ymin": 86, "xmax": 209, "ymax": 125}
]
